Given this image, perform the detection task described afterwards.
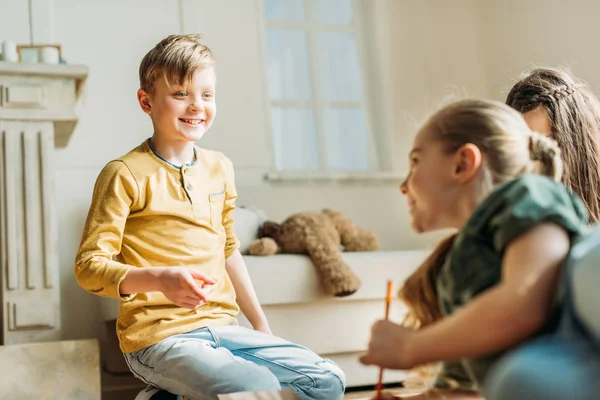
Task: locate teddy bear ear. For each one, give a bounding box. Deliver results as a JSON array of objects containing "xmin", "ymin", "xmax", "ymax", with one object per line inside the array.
[
  {"xmin": 258, "ymin": 221, "xmax": 282, "ymax": 238},
  {"xmin": 322, "ymin": 208, "xmax": 343, "ymax": 218}
]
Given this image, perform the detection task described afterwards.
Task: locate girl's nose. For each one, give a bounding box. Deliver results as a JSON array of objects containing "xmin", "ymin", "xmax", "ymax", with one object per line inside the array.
[{"xmin": 400, "ymin": 177, "xmax": 408, "ymax": 195}]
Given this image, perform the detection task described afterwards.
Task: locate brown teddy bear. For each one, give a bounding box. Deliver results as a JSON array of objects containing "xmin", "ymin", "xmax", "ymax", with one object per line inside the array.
[{"xmin": 248, "ymin": 208, "xmax": 379, "ymax": 297}]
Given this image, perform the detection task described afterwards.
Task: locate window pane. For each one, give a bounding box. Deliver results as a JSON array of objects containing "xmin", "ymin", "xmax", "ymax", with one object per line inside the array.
[
  {"xmin": 322, "ymin": 107, "xmax": 371, "ymax": 171},
  {"xmin": 271, "ymin": 107, "xmax": 320, "ymax": 170},
  {"xmin": 314, "ymin": 31, "xmax": 362, "ymax": 101},
  {"xmin": 265, "ymin": 0, "xmax": 305, "ymax": 21},
  {"xmin": 311, "ymin": 0, "xmax": 353, "ymax": 25},
  {"xmin": 265, "ymin": 28, "xmax": 313, "ymax": 101}
]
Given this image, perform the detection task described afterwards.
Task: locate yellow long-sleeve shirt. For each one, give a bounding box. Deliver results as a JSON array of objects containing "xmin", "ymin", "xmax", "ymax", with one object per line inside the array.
[{"xmin": 75, "ymin": 140, "xmax": 240, "ymax": 353}]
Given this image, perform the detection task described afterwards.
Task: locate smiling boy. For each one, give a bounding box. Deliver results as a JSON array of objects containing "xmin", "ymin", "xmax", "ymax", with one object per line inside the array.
[{"xmin": 74, "ymin": 34, "xmax": 345, "ymax": 400}]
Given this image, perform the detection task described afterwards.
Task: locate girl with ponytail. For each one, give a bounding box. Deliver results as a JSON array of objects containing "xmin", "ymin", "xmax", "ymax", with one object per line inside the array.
[{"xmin": 360, "ymin": 99, "xmax": 589, "ymax": 398}]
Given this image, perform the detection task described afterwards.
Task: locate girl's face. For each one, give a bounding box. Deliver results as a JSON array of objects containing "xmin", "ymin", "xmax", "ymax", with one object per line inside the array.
[
  {"xmin": 523, "ymin": 107, "xmax": 552, "ymax": 137},
  {"xmin": 400, "ymin": 130, "xmax": 461, "ymax": 233}
]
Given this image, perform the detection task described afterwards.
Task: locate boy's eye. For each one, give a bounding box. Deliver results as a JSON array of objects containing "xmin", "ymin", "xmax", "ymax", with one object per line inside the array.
[
  {"xmin": 203, "ymin": 93, "xmax": 213, "ymax": 99},
  {"xmin": 174, "ymin": 91, "xmax": 187, "ymax": 97}
]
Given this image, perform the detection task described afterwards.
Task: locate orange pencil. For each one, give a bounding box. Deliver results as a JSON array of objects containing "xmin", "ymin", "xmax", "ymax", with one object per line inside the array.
[{"xmin": 376, "ymin": 280, "xmax": 393, "ymax": 400}]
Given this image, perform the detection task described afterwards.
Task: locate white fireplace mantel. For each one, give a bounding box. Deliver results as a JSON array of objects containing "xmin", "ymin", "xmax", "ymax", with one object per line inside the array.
[
  {"xmin": 0, "ymin": 61, "xmax": 88, "ymax": 345},
  {"xmin": 0, "ymin": 61, "xmax": 88, "ymax": 148}
]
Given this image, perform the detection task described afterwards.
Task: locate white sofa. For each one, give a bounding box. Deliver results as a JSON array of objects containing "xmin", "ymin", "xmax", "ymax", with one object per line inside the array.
[
  {"xmin": 239, "ymin": 251, "xmax": 427, "ymax": 387},
  {"xmin": 98, "ymin": 250, "xmax": 428, "ymax": 388}
]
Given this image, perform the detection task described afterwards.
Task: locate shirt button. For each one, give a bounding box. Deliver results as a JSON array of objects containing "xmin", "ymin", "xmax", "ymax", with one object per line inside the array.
[
  {"xmin": 186, "ymin": 184, "xmax": 193, "ymax": 191},
  {"xmin": 182, "ymin": 167, "xmax": 188, "ymax": 174}
]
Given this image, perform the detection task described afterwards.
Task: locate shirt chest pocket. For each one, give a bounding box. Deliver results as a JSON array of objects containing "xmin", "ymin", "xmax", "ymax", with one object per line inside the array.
[{"xmin": 208, "ymin": 190, "xmax": 225, "ymax": 228}]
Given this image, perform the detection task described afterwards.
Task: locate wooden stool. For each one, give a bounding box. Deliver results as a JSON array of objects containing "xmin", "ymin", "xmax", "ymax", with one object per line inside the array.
[{"xmin": 134, "ymin": 385, "xmax": 185, "ymax": 400}]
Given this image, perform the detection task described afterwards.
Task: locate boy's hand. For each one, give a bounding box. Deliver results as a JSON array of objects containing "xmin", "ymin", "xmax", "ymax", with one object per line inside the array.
[
  {"xmin": 157, "ymin": 267, "xmax": 215, "ymax": 309},
  {"xmin": 359, "ymin": 320, "xmax": 417, "ymax": 369}
]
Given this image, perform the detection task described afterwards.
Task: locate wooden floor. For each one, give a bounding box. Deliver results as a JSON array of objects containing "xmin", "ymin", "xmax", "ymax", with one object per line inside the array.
[
  {"xmin": 344, "ymin": 388, "xmax": 424, "ymax": 399},
  {"xmin": 344, "ymin": 388, "xmax": 483, "ymax": 399}
]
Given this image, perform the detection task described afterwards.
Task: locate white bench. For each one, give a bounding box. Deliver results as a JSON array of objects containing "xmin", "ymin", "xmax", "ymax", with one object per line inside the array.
[{"xmin": 239, "ymin": 251, "xmax": 428, "ymax": 388}]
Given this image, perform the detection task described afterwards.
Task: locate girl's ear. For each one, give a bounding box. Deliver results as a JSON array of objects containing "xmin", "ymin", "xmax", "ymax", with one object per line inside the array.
[
  {"xmin": 137, "ymin": 89, "xmax": 152, "ymax": 114},
  {"xmin": 453, "ymin": 143, "xmax": 482, "ymax": 182}
]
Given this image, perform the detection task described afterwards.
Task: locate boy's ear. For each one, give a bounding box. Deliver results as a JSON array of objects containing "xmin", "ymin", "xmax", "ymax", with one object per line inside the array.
[
  {"xmin": 137, "ymin": 89, "xmax": 152, "ymax": 114},
  {"xmin": 453, "ymin": 143, "xmax": 482, "ymax": 182}
]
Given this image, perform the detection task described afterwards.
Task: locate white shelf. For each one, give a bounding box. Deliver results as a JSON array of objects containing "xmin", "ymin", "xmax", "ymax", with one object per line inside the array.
[{"xmin": 0, "ymin": 61, "xmax": 88, "ymax": 79}]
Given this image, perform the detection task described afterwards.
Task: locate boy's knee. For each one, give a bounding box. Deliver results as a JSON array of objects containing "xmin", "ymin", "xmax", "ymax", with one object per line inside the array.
[
  {"xmin": 320, "ymin": 359, "xmax": 346, "ymax": 394},
  {"xmin": 296, "ymin": 359, "xmax": 345, "ymax": 400},
  {"xmin": 319, "ymin": 370, "xmax": 345, "ymax": 399}
]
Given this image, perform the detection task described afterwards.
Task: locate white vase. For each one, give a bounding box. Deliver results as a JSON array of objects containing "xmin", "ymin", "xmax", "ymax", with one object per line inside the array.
[
  {"xmin": 1, "ymin": 40, "xmax": 18, "ymax": 62},
  {"xmin": 39, "ymin": 47, "xmax": 59, "ymax": 65}
]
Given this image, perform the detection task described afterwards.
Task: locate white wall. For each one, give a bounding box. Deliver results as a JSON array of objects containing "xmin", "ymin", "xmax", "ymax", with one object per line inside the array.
[
  {"xmin": 2, "ymin": 0, "xmax": 501, "ymax": 342},
  {"xmin": 0, "ymin": 0, "xmax": 30, "ymax": 45},
  {"xmin": 477, "ymin": 0, "xmax": 600, "ymax": 101},
  {"xmin": 371, "ymin": 0, "xmax": 489, "ymax": 173}
]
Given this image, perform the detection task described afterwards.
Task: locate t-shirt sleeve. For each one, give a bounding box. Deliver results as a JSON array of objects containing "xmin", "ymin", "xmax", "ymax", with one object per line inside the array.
[
  {"xmin": 221, "ymin": 154, "xmax": 240, "ymax": 259},
  {"xmin": 489, "ymin": 175, "xmax": 588, "ymax": 253},
  {"xmin": 74, "ymin": 160, "xmax": 139, "ymax": 300}
]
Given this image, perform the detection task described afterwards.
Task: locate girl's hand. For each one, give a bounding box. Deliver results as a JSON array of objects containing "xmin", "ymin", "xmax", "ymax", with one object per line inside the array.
[
  {"xmin": 360, "ymin": 320, "xmax": 417, "ymax": 369},
  {"xmin": 157, "ymin": 267, "xmax": 214, "ymax": 309}
]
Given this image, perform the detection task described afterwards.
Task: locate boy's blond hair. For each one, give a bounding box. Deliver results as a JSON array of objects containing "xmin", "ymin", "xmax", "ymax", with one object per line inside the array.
[{"xmin": 139, "ymin": 34, "xmax": 215, "ymax": 93}]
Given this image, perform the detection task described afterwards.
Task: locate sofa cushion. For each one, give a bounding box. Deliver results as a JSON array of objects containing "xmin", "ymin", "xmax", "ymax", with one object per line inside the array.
[{"xmin": 233, "ymin": 206, "xmax": 267, "ymax": 254}]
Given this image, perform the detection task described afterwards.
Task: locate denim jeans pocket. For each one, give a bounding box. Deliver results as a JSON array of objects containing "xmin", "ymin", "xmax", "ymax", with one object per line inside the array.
[{"xmin": 131, "ymin": 339, "xmax": 179, "ymax": 369}]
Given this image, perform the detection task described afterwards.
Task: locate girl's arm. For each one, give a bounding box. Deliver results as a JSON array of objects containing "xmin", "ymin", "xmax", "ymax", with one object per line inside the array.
[
  {"xmin": 361, "ymin": 222, "xmax": 569, "ymax": 369},
  {"xmin": 226, "ymin": 250, "xmax": 272, "ymax": 334}
]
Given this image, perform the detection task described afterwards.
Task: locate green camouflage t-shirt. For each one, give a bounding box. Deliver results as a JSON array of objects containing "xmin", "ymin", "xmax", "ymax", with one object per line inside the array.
[{"xmin": 435, "ymin": 174, "xmax": 589, "ymax": 389}]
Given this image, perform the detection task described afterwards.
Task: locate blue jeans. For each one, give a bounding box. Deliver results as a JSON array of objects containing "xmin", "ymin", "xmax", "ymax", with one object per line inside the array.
[{"xmin": 124, "ymin": 326, "xmax": 346, "ymax": 400}]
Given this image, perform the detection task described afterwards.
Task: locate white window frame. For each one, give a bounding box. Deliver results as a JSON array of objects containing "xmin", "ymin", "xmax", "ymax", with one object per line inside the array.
[{"xmin": 258, "ymin": 0, "xmax": 399, "ymax": 182}]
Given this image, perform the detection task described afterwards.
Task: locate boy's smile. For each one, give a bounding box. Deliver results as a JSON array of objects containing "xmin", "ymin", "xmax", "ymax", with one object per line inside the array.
[{"xmin": 179, "ymin": 118, "xmax": 205, "ymax": 126}]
